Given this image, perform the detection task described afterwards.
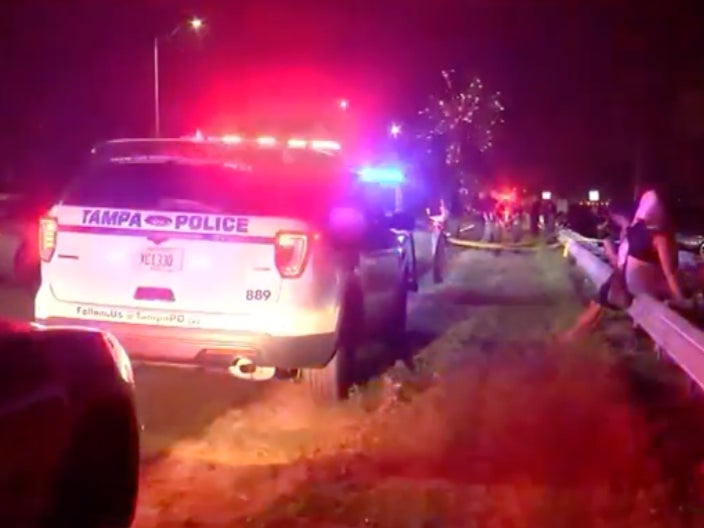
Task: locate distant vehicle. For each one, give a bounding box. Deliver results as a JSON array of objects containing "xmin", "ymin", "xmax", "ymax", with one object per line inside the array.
[
  {"xmin": 0, "ymin": 193, "xmax": 49, "ymax": 286},
  {"xmin": 35, "ymin": 136, "xmax": 417, "ymax": 402},
  {"xmin": 673, "ymin": 204, "xmax": 704, "ymax": 256},
  {"xmin": 565, "ymin": 203, "xmax": 601, "ymax": 239},
  {"xmin": 0, "ymin": 322, "xmax": 138, "ymax": 528}
]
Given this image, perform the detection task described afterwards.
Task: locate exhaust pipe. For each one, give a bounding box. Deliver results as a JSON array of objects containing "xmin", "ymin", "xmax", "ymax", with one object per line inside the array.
[{"xmin": 228, "ymin": 357, "xmax": 276, "ymax": 381}]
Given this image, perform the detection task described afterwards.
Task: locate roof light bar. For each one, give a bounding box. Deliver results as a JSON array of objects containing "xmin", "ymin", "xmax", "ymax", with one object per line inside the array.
[
  {"xmin": 185, "ymin": 134, "xmax": 341, "ymax": 150},
  {"xmin": 310, "ymin": 139, "xmax": 341, "ymax": 151},
  {"xmin": 358, "ymin": 166, "xmax": 405, "ymax": 185},
  {"xmin": 287, "ymin": 138, "xmax": 308, "ymax": 149},
  {"xmin": 256, "ymin": 136, "xmax": 277, "ymax": 146},
  {"xmin": 222, "ymin": 135, "xmax": 243, "ymax": 144}
]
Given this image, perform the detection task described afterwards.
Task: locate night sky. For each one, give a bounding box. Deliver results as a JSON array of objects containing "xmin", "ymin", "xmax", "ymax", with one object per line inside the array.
[{"xmin": 2, "ymin": 0, "xmax": 703, "ymax": 195}]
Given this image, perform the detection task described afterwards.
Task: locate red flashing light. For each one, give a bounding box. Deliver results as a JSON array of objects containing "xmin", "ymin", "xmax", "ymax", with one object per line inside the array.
[
  {"xmin": 274, "ymin": 232, "xmax": 313, "ymax": 278},
  {"xmin": 39, "ymin": 216, "xmax": 58, "ymax": 262}
]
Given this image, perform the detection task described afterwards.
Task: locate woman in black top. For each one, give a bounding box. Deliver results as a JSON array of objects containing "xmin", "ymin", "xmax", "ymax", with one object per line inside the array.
[{"xmin": 624, "ymin": 186, "xmax": 684, "ymax": 302}]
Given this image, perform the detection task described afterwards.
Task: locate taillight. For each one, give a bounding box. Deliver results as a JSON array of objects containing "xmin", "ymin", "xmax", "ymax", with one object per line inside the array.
[
  {"xmin": 39, "ymin": 216, "xmax": 58, "ymax": 262},
  {"xmin": 274, "ymin": 232, "xmax": 311, "ymax": 278}
]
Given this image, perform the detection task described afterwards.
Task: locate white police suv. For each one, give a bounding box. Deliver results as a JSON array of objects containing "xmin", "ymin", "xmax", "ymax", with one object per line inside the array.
[{"xmin": 34, "ymin": 137, "xmax": 417, "ymax": 401}]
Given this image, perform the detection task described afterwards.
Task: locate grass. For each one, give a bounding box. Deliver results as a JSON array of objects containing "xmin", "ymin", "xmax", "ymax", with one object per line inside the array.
[{"xmin": 134, "ymin": 335, "xmax": 704, "ymax": 527}]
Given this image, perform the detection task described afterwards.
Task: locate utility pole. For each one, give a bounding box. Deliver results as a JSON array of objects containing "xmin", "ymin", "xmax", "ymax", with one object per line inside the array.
[{"xmin": 153, "ymin": 37, "xmax": 160, "ymax": 138}]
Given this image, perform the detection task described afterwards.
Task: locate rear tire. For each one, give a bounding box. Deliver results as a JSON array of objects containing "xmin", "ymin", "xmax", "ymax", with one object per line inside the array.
[
  {"xmin": 433, "ymin": 234, "xmax": 447, "ymax": 284},
  {"xmin": 301, "ymin": 345, "xmax": 351, "ymax": 403},
  {"xmin": 301, "ymin": 290, "xmax": 361, "ymax": 404},
  {"xmin": 385, "ymin": 279, "xmax": 408, "ymax": 347}
]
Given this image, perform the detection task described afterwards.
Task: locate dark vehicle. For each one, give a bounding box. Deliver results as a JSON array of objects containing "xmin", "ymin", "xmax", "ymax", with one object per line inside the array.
[
  {"xmin": 0, "ymin": 322, "xmax": 139, "ymax": 528},
  {"xmin": 565, "ymin": 203, "xmax": 601, "ymax": 239},
  {"xmin": 673, "ymin": 204, "xmax": 704, "ymax": 256}
]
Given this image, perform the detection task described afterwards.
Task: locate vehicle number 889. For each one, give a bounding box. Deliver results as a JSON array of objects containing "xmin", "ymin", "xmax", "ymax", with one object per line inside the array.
[{"xmin": 246, "ymin": 289, "xmax": 272, "ymax": 301}]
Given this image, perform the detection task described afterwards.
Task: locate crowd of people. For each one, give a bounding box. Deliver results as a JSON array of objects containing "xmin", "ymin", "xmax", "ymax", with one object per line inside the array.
[{"xmin": 471, "ymin": 192, "xmax": 560, "ymax": 243}]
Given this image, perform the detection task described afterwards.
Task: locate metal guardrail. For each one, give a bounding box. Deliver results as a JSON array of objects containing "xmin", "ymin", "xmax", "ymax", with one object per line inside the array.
[
  {"xmin": 559, "ymin": 228, "xmax": 704, "ymax": 391},
  {"xmin": 558, "ymin": 230, "xmax": 613, "ymax": 287}
]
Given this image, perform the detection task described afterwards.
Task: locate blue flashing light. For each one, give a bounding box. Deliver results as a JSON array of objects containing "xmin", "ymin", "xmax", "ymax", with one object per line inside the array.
[{"xmin": 358, "ymin": 166, "xmax": 405, "ymax": 185}]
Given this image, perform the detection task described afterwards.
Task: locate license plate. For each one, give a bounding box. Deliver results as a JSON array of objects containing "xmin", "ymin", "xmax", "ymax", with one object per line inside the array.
[{"xmin": 139, "ymin": 247, "xmax": 183, "ymax": 272}]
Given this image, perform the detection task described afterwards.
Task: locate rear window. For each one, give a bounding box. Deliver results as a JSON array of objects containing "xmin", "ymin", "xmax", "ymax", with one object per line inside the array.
[{"xmin": 61, "ymin": 161, "xmax": 353, "ymax": 220}]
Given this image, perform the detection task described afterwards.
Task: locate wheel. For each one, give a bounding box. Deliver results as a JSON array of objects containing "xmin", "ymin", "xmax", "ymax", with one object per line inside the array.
[
  {"xmin": 405, "ymin": 235, "xmax": 419, "ymax": 292},
  {"xmin": 42, "ymin": 400, "xmax": 139, "ymax": 528},
  {"xmin": 433, "ymin": 235, "xmax": 447, "ymax": 284},
  {"xmin": 385, "ymin": 278, "xmax": 408, "ymax": 348},
  {"xmin": 301, "ymin": 286, "xmax": 365, "ymax": 403},
  {"xmin": 14, "ymin": 243, "xmax": 38, "ymax": 288},
  {"xmin": 301, "ymin": 345, "xmax": 352, "ymax": 403}
]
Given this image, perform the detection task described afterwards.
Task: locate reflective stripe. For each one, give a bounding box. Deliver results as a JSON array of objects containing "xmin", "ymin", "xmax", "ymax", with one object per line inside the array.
[{"xmin": 57, "ymin": 224, "xmax": 274, "ymax": 244}]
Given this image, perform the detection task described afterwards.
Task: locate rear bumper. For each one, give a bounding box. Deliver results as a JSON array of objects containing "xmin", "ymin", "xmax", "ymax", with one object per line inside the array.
[{"xmin": 35, "ymin": 317, "xmax": 337, "ymax": 371}]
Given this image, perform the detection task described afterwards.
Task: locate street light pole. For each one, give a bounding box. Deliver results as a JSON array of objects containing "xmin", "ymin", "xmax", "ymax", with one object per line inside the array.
[
  {"xmin": 153, "ymin": 37, "xmax": 161, "ymax": 138},
  {"xmin": 152, "ymin": 17, "xmax": 203, "ymax": 138}
]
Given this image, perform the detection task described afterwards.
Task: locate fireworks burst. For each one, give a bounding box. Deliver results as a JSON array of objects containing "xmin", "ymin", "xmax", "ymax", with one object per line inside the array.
[{"xmin": 418, "ymin": 69, "xmax": 505, "ymax": 167}]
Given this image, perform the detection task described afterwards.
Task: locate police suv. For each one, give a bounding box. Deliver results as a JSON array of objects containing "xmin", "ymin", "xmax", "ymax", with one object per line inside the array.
[{"xmin": 35, "ymin": 137, "xmax": 417, "ymax": 401}]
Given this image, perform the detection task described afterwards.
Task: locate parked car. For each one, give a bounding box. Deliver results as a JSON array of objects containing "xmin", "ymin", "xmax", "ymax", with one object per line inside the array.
[
  {"xmin": 673, "ymin": 204, "xmax": 704, "ymax": 256},
  {"xmin": 0, "ymin": 321, "xmax": 139, "ymax": 527}
]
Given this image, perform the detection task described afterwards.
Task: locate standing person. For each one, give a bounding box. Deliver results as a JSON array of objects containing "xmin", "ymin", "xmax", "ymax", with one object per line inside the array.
[
  {"xmin": 543, "ymin": 199, "xmax": 558, "ymax": 236},
  {"xmin": 530, "ymin": 196, "xmax": 541, "ymax": 236},
  {"xmin": 476, "ymin": 191, "xmax": 497, "ymax": 242}
]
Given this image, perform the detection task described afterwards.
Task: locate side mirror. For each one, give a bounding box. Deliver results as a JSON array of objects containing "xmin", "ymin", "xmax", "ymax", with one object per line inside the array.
[{"xmin": 389, "ymin": 211, "xmax": 415, "ymax": 232}]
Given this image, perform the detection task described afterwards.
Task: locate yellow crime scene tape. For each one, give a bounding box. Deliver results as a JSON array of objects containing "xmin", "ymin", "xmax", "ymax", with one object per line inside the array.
[{"xmin": 447, "ymin": 237, "xmax": 561, "ymax": 251}]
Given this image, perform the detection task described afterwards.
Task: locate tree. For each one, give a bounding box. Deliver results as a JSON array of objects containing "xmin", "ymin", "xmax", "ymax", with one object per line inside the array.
[{"xmin": 416, "ymin": 69, "xmax": 504, "ymax": 189}]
